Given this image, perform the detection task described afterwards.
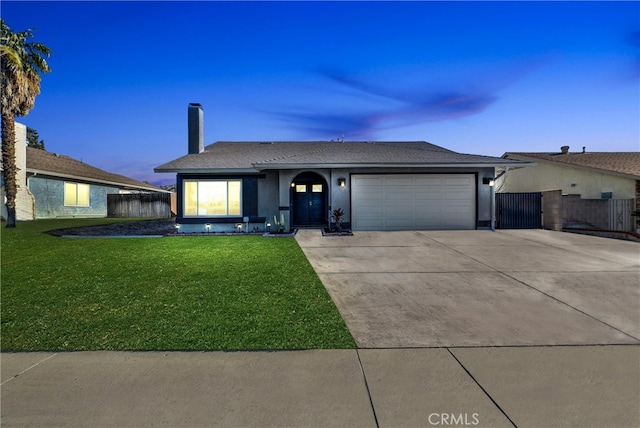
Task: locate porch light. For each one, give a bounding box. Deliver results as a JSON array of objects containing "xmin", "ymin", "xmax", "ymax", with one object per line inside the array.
[
  {"xmin": 482, "ymin": 177, "xmax": 495, "ymax": 186},
  {"xmin": 291, "ymin": 182, "xmax": 295, "ymax": 188},
  {"xmin": 338, "ymin": 177, "xmax": 346, "ymax": 188}
]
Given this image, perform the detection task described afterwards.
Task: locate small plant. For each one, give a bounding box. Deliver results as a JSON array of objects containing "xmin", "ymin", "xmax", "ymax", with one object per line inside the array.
[
  {"xmin": 273, "ymin": 214, "xmax": 286, "ymax": 233},
  {"xmin": 331, "ymin": 208, "xmax": 345, "ymax": 231}
]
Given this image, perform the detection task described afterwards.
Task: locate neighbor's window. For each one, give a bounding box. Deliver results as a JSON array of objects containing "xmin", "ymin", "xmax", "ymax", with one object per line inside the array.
[
  {"xmin": 184, "ymin": 180, "xmax": 241, "ymax": 216},
  {"xmin": 64, "ymin": 182, "xmax": 90, "ymax": 207}
]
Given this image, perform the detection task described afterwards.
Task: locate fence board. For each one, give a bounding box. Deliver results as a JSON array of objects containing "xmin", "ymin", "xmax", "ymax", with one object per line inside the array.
[
  {"xmin": 608, "ymin": 199, "xmax": 633, "ymax": 231},
  {"xmin": 107, "ymin": 193, "xmax": 171, "ymax": 218}
]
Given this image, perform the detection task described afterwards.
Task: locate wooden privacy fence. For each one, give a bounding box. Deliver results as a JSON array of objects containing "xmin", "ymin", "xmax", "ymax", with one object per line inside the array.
[{"xmin": 108, "ymin": 193, "xmax": 172, "ymax": 218}]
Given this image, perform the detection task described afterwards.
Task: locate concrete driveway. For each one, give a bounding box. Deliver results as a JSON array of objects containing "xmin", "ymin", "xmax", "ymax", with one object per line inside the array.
[{"xmin": 296, "ymin": 229, "xmax": 640, "ymax": 348}]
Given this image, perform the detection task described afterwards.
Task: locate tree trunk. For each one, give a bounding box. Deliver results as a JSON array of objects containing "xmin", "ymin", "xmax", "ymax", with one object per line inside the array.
[{"xmin": 1, "ymin": 112, "xmax": 17, "ymax": 228}]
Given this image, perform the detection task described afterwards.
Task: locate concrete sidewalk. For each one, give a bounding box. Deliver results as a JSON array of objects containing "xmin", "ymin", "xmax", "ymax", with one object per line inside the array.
[{"xmin": 2, "ymin": 346, "xmax": 639, "ymax": 427}]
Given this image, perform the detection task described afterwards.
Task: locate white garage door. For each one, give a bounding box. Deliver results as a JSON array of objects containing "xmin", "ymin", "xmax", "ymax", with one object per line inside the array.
[{"xmin": 351, "ymin": 174, "xmax": 476, "ymax": 231}]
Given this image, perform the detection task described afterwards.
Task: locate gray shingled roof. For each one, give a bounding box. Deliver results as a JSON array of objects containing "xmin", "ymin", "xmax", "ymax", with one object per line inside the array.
[
  {"xmin": 27, "ymin": 148, "xmax": 168, "ymax": 192},
  {"xmin": 503, "ymin": 152, "xmax": 640, "ymax": 179},
  {"xmin": 155, "ymin": 141, "xmax": 529, "ymax": 173}
]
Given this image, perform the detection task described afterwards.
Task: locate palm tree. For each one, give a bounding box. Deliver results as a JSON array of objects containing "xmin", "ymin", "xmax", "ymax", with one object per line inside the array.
[{"xmin": 1, "ymin": 19, "xmax": 51, "ymax": 227}]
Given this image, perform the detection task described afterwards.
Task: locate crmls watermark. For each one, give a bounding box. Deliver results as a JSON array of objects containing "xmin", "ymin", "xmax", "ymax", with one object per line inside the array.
[{"xmin": 428, "ymin": 413, "xmax": 480, "ymax": 426}]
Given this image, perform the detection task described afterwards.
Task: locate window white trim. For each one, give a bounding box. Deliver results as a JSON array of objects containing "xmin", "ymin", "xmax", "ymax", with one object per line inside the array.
[{"xmin": 183, "ymin": 179, "xmax": 242, "ymax": 217}]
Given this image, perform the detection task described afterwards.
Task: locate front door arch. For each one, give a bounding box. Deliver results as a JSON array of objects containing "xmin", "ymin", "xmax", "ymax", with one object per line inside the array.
[{"xmin": 291, "ymin": 172, "xmax": 327, "ymax": 226}]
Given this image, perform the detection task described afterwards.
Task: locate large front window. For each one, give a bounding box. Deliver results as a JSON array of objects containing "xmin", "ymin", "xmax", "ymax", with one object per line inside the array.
[{"xmin": 184, "ymin": 180, "xmax": 241, "ymax": 216}]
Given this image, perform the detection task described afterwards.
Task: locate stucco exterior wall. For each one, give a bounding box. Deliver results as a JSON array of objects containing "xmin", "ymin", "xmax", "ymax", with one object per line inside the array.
[
  {"xmin": 258, "ymin": 170, "xmax": 280, "ymax": 223},
  {"xmin": 29, "ymin": 175, "xmax": 118, "ymax": 218},
  {"xmin": 497, "ymin": 162, "xmax": 635, "ymax": 199}
]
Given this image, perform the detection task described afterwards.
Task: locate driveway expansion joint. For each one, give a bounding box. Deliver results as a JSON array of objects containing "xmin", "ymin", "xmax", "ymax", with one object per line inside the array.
[
  {"xmin": 447, "ymin": 348, "xmax": 518, "ymax": 428},
  {"xmin": 355, "ymin": 348, "xmax": 380, "ymax": 428},
  {"xmin": 1, "ymin": 353, "xmax": 58, "ymax": 386}
]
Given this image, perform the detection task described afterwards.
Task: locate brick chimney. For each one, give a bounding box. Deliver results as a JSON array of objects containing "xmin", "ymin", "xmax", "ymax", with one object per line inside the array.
[
  {"xmin": 560, "ymin": 145, "xmax": 569, "ymax": 154},
  {"xmin": 188, "ymin": 103, "xmax": 204, "ymax": 154}
]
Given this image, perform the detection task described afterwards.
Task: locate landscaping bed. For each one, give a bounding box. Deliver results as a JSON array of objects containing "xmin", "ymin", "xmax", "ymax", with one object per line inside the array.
[{"xmin": 47, "ymin": 218, "xmax": 177, "ymax": 236}]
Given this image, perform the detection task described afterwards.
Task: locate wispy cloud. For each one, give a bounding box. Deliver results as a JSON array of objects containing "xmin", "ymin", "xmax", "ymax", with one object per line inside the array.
[{"xmin": 268, "ymin": 61, "xmax": 543, "ymax": 139}]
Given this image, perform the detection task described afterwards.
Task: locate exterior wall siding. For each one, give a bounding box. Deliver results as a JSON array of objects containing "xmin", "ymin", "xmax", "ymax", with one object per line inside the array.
[
  {"xmin": 257, "ymin": 170, "xmax": 280, "ymax": 226},
  {"xmin": 28, "ymin": 176, "xmax": 118, "ymax": 218},
  {"xmin": 497, "ymin": 161, "xmax": 635, "ymax": 199}
]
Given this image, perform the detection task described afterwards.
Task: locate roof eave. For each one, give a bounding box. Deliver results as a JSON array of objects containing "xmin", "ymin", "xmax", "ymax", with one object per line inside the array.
[
  {"xmin": 28, "ymin": 169, "xmax": 169, "ymax": 193},
  {"xmin": 503, "ymin": 153, "xmax": 640, "ymax": 180},
  {"xmin": 154, "ymin": 167, "xmax": 259, "ymax": 174}
]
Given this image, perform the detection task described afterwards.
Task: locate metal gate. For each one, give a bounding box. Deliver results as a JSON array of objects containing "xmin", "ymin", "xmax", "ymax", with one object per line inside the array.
[{"xmin": 496, "ymin": 192, "xmax": 542, "ymax": 229}]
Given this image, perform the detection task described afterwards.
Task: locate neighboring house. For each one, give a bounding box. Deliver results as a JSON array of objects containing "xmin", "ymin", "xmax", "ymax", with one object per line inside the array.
[
  {"xmin": 154, "ymin": 104, "xmax": 531, "ymax": 233},
  {"xmin": 499, "ymin": 147, "xmax": 640, "ymax": 205},
  {"xmin": 1, "ymin": 122, "xmax": 170, "ymax": 220},
  {"xmin": 498, "ymin": 148, "xmax": 640, "ymax": 232}
]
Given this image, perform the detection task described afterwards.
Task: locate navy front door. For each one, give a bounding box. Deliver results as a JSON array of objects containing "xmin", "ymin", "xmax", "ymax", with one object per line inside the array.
[{"xmin": 292, "ymin": 182, "xmax": 326, "ymax": 226}]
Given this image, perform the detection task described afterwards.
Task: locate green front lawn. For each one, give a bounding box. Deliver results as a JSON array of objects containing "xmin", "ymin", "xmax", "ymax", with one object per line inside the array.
[{"xmin": 1, "ymin": 219, "xmax": 355, "ymax": 351}]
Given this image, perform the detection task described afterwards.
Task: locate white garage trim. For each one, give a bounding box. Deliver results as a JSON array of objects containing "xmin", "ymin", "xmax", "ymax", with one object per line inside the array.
[{"xmin": 351, "ymin": 174, "xmax": 476, "ymax": 231}]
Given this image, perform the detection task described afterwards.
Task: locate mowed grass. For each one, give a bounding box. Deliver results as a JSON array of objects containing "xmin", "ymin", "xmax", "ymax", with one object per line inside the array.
[{"xmin": 1, "ymin": 219, "xmax": 355, "ymax": 351}]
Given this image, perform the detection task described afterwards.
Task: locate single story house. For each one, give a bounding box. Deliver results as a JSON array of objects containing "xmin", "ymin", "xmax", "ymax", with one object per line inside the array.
[
  {"xmin": 154, "ymin": 104, "xmax": 531, "ymax": 233},
  {"xmin": 499, "ymin": 147, "xmax": 640, "ymax": 206},
  {"xmin": 1, "ymin": 122, "xmax": 170, "ymax": 220}
]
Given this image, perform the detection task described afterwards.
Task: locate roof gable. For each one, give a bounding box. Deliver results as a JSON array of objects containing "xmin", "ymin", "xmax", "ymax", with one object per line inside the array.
[
  {"xmin": 503, "ymin": 152, "xmax": 640, "ymax": 179},
  {"xmin": 27, "ymin": 148, "xmax": 166, "ymax": 192}
]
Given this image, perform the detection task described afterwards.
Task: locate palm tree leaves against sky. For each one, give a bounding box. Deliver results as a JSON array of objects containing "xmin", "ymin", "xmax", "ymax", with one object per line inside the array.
[{"xmin": 1, "ymin": 19, "xmax": 51, "ymax": 227}]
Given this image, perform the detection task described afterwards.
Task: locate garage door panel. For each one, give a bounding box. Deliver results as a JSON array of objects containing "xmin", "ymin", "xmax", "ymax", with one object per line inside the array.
[
  {"xmin": 353, "ymin": 177, "xmax": 383, "ymax": 186},
  {"xmin": 386, "ymin": 177, "xmax": 414, "ymax": 186},
  {"xmin": 445, "ymin": 191, "xmax": 473, "ymax": 200},
  {"xmin": 415, "ymin": 206, "xmax": 443, "ymax": 216},
  {"xmin": 385, "ymin": 190, "xmax": 414, "ymax": 201},
  {"xmin": 353, "ymin": 191, "xmax": 382, "ymax": 202},
  {"xmin": 385, "ymin": 205, "xmax": 414, "ymax": 216},
  {"xmin": 352, "ymin": 174, "xmax": 476, "ymax": 231},
  {"xmin": 445, "ymin": 176, "xmax": 473, "ymax": 185},
  {"xmin": 415, "ymin": 190, "xmax": 443, "ymax": 199},
  {"xmin": 415, "ymin": 177, "xmax": 443, "ymax": 185},
  {"xmin": 358, "ymin": 219, "xmax": 384, "ymax": 229}
]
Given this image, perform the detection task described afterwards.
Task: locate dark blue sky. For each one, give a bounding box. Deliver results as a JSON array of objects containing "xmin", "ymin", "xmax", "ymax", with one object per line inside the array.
[{"xmin": 3, "ymin": 1, "xmax": 639, "ymax": 185}]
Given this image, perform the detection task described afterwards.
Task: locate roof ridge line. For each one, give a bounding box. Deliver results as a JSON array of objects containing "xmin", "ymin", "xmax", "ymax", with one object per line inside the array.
[{"xmin": 252, "ymin": 141, "xmax": 342, "ymax": 164}]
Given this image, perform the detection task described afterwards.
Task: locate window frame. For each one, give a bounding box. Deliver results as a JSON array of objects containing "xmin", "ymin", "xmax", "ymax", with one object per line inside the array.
[
  {"xmin": 182, "ymin": 179, "xmax": 242, "ymax": 217},
  {"xmin": 64, "ymin": 182, "xmax": 90, "ymax": 207}
]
